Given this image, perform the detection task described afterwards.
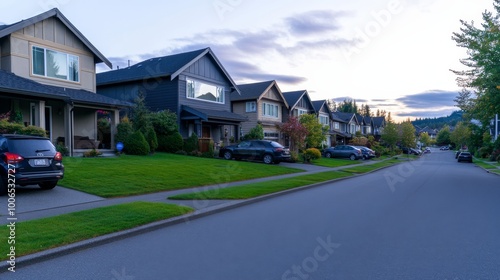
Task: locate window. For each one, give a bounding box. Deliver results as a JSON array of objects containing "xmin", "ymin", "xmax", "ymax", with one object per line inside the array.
[
  {"xmin": 264, "ymin": 132, "xmax": 279, "ymax": 139},
  {"xmin": 262, "ymin": 102, "xmax": 279, "ymax": 118},
  {"xmin": 334, "ymin": 122, "xmax": 340, "ymax": 130},
  {"xmin": 32, "ymin": 46, "xmax": 79, "ymax": 82},
  {"xmin": 246, "ymin": 102, "xmax": 256, "ymax": 112},
  {"xmin": 319, "ymin": 115, "xmax": 329, "ymax": 125},
  {"xmin": 186, "ymin": 78, "xmax": 224, "ymax": 104},
  {"xmin": 298, "ymin": 109, "xmax": 308, "ymax": 116}
]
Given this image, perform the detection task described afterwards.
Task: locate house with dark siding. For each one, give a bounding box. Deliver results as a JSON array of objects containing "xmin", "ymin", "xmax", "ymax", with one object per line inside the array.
[
  {"xmin": 232, "ymin": 80, "xmax": 289, "ymax": 144},
  {"xmin": 96, "ymin": 48, "xmax": 247, "ymax": 150},
  {"xmin": 0, "ymin": 8, "xmax": 129, "ymax": 156},
  {"xmin": 283, "ymin": 90, "xmax": 315, "ymax": 120},
  {"xmin": 312, "ymin": 100, "xmax": 334, "ymax": 147}
]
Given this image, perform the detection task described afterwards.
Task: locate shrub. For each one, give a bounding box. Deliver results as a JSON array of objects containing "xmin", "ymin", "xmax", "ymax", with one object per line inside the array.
[
  {"xmin": 289, "ymin": 151, "xmax": 299, "ymax": 163},
  {"xmin": 244, "ymin": 124, "xmax": 264, "ymax": 140},
  {"xmin": 115, "ymin": 118, "xmax": 134, "ymax": 145},
  {"xmin": 477, "ymin": 146, "xmax": 492, "ymax": 159},
  {"xmin": 489, "ymin": 149, "xmax": 500, "ymax": 162},
  {"xmin": 56, "ymin": 142, "xmax": 69, "ymax": 156},
  {"xmin": 303, "ymin": 148, "xmax": 322, "ymax": 163},
  {"xmin": 158, "ymin": 132, "xmax": 183, "ymax": 153},
  {"xmin": 184, "ymin": 133, "xmax": 199, "ymax": 153},
  {"xmin": 0, "ymin": 120, "xmax": 46, "ymax": 136},
  {"xmin": 150, "ymin": 110, "xmax": 178, "ymax": 136},
  {"xmin": 124, "ymin": 131, "xmax": 150, "ymax": 155},
  {"xmin": 144, "ymin": 127, "xmax": 158, "ymax": 153},
  {"xmin": 21, "ymin": 125, "xmax": 46, "ymax": 137},
  {"xmin": 83, "ymin": 149, "xmax": 102, "ymax": 157}
]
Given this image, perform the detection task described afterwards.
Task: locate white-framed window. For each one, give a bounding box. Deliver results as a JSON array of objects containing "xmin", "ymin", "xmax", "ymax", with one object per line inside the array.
[
  {"xmin": 246, "ymin": 101, "xmax": 256, "ymax": 112},
  {"xmin": 264, "ymin": 131, "xmax": 279, "ymax": 140},
  {"xmin": 32, "ymin": 46, "xmax": 79, "ymax": 82},
  {"xmin": 186, "ymin": 78, "xmax": 225, "ymax": 104},
  {"xmin": 319, "ymin": 115, "xmax": 329, "ymax": 125},
  {"xmin": 262, "ymin": 102, "xmax": 279, "ymax": 118},
  {"xmin": 298, "ymin": 109, "xmax": 308, "ymax": 116},
  {"xmin": 334, "ymin": 122, "xmax": 340, "ymax": 130}
]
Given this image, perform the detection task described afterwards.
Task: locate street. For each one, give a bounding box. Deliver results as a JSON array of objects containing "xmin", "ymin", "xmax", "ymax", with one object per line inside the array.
[{"xmin": 3, "ymin": 149, "xmax": 500, "ymax": 279}]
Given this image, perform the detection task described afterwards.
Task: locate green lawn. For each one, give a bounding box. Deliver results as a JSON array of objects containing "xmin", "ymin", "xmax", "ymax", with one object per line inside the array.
[
  {"xmin": 313, "ymin": 158, "xmax": 362, "ymax": 168},
  {"xmin": 0, "ymin": 202, "xmax": 193, "ymax": 260},
  {"xmin": 169, "ymin": 171, "xmax": 353, "ymax": 200},
  {"xmin": 340, "ymin": 159, "xmax": 401, "ymax": 174},
  {"xmin": 59, "ymin": 153, "xmax": 302, "ymax": 197}
]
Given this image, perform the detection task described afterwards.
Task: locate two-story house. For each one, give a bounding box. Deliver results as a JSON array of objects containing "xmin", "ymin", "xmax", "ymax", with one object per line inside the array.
[
  {"xmin": 312, "ymin": 100, "xmax": 333, "ymax": 147},
  {"xmin": 282, "ymin": 90, "xmax": 315, "ymax": 120},
  {"xmin": 372, "ymin": 116, "xmax": 386, "ymax": 140},
  {"xmin": 232, "ymin": 80, "xmax": 288, "ymax": 144},
  {"xmin": 331, "ymin": 112, "xmax": 360, "ymax": 142},
  {"xmin": 0, "ymin": 8, "xmax": 129, "ymax": 156},
  {"xmin": 96, "ymin": 47, "xmax": 247, "ymax": 151}
]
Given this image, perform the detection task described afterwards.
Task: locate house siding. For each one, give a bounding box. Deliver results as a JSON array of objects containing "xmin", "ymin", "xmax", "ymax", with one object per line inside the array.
[
  {"xmin": 232, "ymin": 101, "xmax": 258, "ymax": 135},
  {"xmin": 5, "ymin": 18, "xmax": 96, "ymax": 92}
]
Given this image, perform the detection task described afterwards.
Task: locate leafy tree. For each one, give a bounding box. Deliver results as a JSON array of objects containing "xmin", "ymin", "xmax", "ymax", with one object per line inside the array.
[
  {"xmin": 436, "ymin": 125, "xmax": 452, "ymax": 146},
  {"xmin": 451, "ymin": 0, "xmax": 500, "ymax": 124},
  {"xmin": 279, "ymin": 116, "xmax": 308, "ymax": 153},
  {"xmin": 150, "ymin": 110, "xmax": 178, "ymax": 136},
  {"xmin": 381, "ymin": 121, "xmax": 399, "ymax": 152},
  {"xmin": 360, "ymin": 104, "xmax": 372, "ymax": 117},
  {"xmin": 300, "ymin": 114, "xmax": 327, "ymax": 148},
  {"xmin": 326, "ymin": 99, "xmax": 337, "ymax": 111},
  {"xmin": 419, "ymin": 132, "xmax": 431, "ymax": 147},
  {"xmin": 131, "ymin": 90, "xmax": 152, "ymax": 133},
  {"xmin": 244, "ymin": 124, "xmax": 264, "ymax": 140},
  {"xmin": 400, "ymin": 121, "xmax": 416, "ymax": 148},
  {"xmin": 450, "ymin": 121, "xmax": 471, "ymax": 149}
]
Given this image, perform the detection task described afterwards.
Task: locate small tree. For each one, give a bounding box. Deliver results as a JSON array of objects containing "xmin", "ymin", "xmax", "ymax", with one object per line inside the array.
[
  {"xmin": 244, "ymin": 124, "xmax": 264, "ymax": 140},
  {"xmin": 124, "ymin": 131, "xmax": 150, "ymax": 155},
  {"xmin": 419, "ymin": 132, "xmax": 431, "ymax": 147},
  {"xmin": 184, "ymin": 133, "xmax": 199, "ymax": 154},
  {"xmin": 300, "ymin": 114, "xmax": 327, "ymax": 148},
  {"xmin": 450, "ymin": 121, "xmax": 471, "ymax": 149},
  {"xmin": 436, "ymin": 125, "xmax": 452, "ymax": 146},
  {"xmin": 145, "ymin": 127, "xmax": 158, "ymax": 153},
  {"xmin": 381, "ymin": 121, "xmax": 399, "ymax": 152},
  {"xmin": 400, "ymin": 121, "xmax": 416, "ymax": 149},
  {"xmin": 279, "ymin": 116, "xmax": 308, "ymax": 154},
  {"xmin": 115, "ymin": 117, "xmax": 134, "ymax": 145}
]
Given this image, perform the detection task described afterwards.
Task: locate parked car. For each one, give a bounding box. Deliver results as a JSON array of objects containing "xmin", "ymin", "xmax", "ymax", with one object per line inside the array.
[
  {"xmin": 354, "ymin": 146, "xmax": 376, "ymax": 160},
  {"xmin": 219, "ymin": 140, "xmax": 290, "ymax": 164},
  {"xmin": 0, "ymin": 134, "xmax": 64, "ymax": 195},
  {"xmin": 401, "ymin": 147, "xmax": 421, "ymax": 155},
  {"xmin": 423, "ymin": 147, "xmax": 431, "ymax": 153},
  {"xmin": 457, "ymin": 151, "xmax": 473, "ymax": 163},
  {"xmin": 322, "ymin": 145, "xmax": 362, "ymax": 160},
  {"xmin": 440, "ymin": 146, "xmax": 449, "ymax": 150}
]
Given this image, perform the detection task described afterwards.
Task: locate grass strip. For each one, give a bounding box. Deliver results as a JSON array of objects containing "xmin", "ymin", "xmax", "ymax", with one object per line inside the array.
[
  {"xmin": 59, "ymin": 153, "xmax": 302, "ymax": 197},
  {"xmin": 0, "ymin": 202, "xmax": 193, "ymax": 260},
  {"xmin": 169, "ymin": 171, "xmax": 353, "ymax": 200},
  {"xmin": 340, "ymin": 159, "xmax": 401, "ymax": 174},
  {"xmin": 313, "ymin": 158, "xmax": 361, "ymax": 168},
  {"xmin": 474, "ymin": 160, "xmax": 498, "ymax": 170}
]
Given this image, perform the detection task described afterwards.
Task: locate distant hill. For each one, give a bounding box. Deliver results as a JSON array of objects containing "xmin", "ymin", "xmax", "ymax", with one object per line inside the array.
[{"xmin": 412, "ymin": 111, "xmax": 464, "ymax": 130}]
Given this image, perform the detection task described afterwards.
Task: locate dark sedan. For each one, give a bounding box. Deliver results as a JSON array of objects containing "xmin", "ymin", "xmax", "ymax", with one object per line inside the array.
[
  {"xmin": 354, "ymin": 146, "xmax": 376, "ymax": 160},
  {"xmin": 322, "ymin": 145, "xmax": 362, "ymax": 160},
  {"xmin": 219, "ymin": 140, "xmax": 290, "ymax": 164},
  {"xmin": 457, "ymin": 151, "xmax": 473, "ymax": 163}
]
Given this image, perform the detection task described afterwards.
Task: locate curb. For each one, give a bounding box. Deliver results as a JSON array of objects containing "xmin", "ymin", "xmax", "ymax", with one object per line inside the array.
[{"xmin": 0, "ymin": 159, "xmax": 403, "ymax": 272}]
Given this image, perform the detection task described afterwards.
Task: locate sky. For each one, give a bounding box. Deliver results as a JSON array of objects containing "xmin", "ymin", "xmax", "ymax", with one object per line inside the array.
[{"xmin": 0, "ymin": 0, "xmax": 495, "ymax": 121}]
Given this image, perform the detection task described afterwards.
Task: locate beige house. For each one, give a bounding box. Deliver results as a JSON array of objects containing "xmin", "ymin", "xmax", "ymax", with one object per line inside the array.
[
  {"xmin": 232, "ymin": 80, "xmax": 289, "ymax": 144},
  {"xmin": 0, "ymin": 8, "xmax": 129, "ymax": 155}
]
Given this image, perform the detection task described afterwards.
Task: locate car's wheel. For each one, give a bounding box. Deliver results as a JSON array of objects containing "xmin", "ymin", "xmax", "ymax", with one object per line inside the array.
[
  {"xmin": 263, "ymin": 154, "xmax": 274, "ymax": 164},
  {"xmin": 0, "ymin": 177, "xmax": 6, "ymax": 196},
  {"xmin": 325, "ymin": 152, "xmax": 332, "ymax": 158},
  {"xmin": 363, "ymin": 155, "xmax": 368, "ymax": 160},
  {"xmin": 349, "ymin": 154, "xmax": 356, "ymax": 160},
  {"xmin": 38, "ymin": 181, "xmax": 57, "ymax": 190},
  {"xmin": 223, "ymin": 151, "xmax": 232, "ymax": 160}
]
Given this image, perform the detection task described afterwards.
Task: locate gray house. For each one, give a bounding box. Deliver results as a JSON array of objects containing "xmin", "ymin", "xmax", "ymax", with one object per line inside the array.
[
  {"xmin": 232, "ymin": 80, "xmax": 288, "ymax": 144},
  {"xmin": 0, "ymin": 8, "xmax": 128, "ymax": 156},
  {"xmin": 96, "ymin": 48, "xmax": 247, "ymax": 150},
  {"xmin": 312, "ymin": 100, "xmax": 334, "ymax": 147}
]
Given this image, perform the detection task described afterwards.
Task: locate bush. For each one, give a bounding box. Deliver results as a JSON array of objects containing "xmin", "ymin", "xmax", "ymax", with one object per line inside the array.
[
  {"xmin": 477, "ymin": 146, "xmax": 492, "ymax": 159},
  {"xmin": 124, "ymin": 131, "xmax": 150, "ymax": 155},
  {"xmin": 21, "ymin": 125, "xmax": 46, "ymax": 137},
  {"xmin": 244, "ymin": 124, "xmax": 264, "ymax": 140},
  {"xmin": 303, "ymin": 148, "xmax": 322, "ymax": 163},
  {"xmin": 158, "ymin": 132, "xmax": 183, "ymax": 153},
  {"xmin": 144, "ymin": 127, "xmax": 158, "ymax": 153},
  {"xmin": 56, "ymin": 142, "xmax": 69, "ymax": 156},
  {"xmin": 184, "ymin": 133, "xmax": 199, "ymax": 153},
  {"xmin": 150, "ymin": 110, "xmax": 178, "ymax": 136},
  {"xmin": 115, "ymin": 118, "xmax": 134, "ymax": 145},
  {"xmin": 0, "ymin": 120, "xmax": 46, "ymax": 136},
  {"xmin": 83, "ymin": 149, "xmax": 102, "ymax": 157},
  {"xmin": 489, "ymin": 149, "xmax": 500, "ymax": 162}
]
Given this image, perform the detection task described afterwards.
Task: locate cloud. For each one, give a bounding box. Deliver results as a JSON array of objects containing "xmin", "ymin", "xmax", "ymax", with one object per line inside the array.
[
  {"xmin": 284, "ymin": 10, "xmax": 348, "ymax": 36},
  {"xmin": 395, "ymin": 107, "xmax": 457, "ymax": 119},
  {"xmin": 396, "ymin": 90, "xmax": 458, "ymax": 109}
]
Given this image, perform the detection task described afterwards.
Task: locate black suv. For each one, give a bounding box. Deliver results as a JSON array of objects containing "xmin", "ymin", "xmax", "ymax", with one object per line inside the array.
[
  {"xmin": 0, "ymin": 134, "xmax": 64, "ymax": 195},
  {"xmin": 219, "ymin": 140, "xmax": 291, "ymax": 164}
]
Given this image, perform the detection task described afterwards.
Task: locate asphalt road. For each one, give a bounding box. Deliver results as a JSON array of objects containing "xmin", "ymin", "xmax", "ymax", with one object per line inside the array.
[{"xmin": 3, "ymin": 150, "xmax": 500, "ymax": 279}]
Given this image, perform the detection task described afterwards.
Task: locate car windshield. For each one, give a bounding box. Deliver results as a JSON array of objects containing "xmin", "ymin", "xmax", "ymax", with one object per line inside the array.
[{"xmin": 270, "ymin": 141, "xmax": 284, "ymax": 148}]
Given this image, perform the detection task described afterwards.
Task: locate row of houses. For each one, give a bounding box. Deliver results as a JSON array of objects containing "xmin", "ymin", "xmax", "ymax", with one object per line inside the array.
[{"xmin": 0, "ymin": 8, "xmax": 386, "ymax": 156}]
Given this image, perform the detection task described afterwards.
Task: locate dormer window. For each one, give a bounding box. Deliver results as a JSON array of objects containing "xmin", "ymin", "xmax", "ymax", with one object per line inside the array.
[{"xmin": 32, "ymin": 46, "xmax": 79, "ymax": 82}]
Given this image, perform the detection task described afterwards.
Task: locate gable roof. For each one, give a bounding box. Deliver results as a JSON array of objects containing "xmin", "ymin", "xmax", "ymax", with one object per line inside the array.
[
  {"xmin": 0, "ymin": 70, "xmax": 129, "ymax": 108},
  {"xmin": 312, "ymin": 100, "xmax": 332, "ymax": 116},
  {"xmin": 0, "ymin": 8, "xmax": 111, "ymax": 69},
  {"xmin": 233, "ymin": 80, "xmax": 288, "ymax": 107},
  {"xmin": 332, "ymin": 112, "xmax": 357, "ymax": 124},
  {"xmin": 283, "ymin": 90, "xmax": 314, "ymax": 111},
  {"xmin": 372, "ymin": 116, "xmax": 386, "ymax": 127},
  {"xmin": 96, "ymin": 48, "xmax": 240, "ymax": 94}
]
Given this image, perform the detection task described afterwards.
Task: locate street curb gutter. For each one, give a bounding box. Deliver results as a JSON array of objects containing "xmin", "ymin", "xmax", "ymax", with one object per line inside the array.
[{"xmin": 0, "ymin": 161, "xmax": 401, "ymax": 272}]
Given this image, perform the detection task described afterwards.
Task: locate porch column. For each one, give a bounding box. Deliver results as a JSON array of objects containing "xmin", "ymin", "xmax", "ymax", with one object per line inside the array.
[
  {"xmin": 111, "ymin": 109, "xmax": 119, "ymax": 149},
  {"xmin": 38, "ymin": 101, "xmax": 45, "ymax": 131},
  {"xmin": 64, "ymin": 103, "xmax": 74, "ymax": 157}
]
